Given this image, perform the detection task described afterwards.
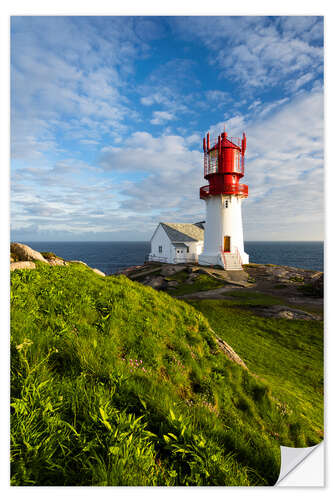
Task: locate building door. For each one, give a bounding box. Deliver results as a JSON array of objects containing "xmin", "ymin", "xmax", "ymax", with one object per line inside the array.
[{"xmin": 224, "ymin": 236, "xmax": 231, "ymax": 252}]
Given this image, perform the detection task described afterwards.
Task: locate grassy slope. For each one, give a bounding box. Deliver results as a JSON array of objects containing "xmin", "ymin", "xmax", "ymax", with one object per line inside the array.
[
  {"xmin": 189, "ymin": 290, "xmax": 323, "ymax": 442},
  {"xmin": 10, "ymin": 264, "xmax": 320, "ymax": 486}
]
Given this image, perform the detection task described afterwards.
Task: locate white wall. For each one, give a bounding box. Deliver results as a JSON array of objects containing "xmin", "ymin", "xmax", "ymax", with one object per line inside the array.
[
  {"xmin": 149, "ymin": 224, "xmax": 203, "ymax": 264},
  {"xmin": 149, "ymin": 224, "xmax": 173, "ymax": 262},
  {"xmin": 199, "ymin": 196, "xmax": 223, "ymax": 265},
  {"xmin": 199, "ymin": 194, "xmax": 249, "ymax": 266}
]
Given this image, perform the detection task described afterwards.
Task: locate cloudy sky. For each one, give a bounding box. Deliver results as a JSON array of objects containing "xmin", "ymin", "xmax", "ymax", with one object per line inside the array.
[{"xmin": 10, "ymin": 15, "xmax": 324, "ymax": 242}]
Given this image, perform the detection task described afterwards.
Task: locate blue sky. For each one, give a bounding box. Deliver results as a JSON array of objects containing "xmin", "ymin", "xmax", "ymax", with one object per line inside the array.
[{"xmin": 10, "ymin": 15, "xmax": 324, "ymax": 241}]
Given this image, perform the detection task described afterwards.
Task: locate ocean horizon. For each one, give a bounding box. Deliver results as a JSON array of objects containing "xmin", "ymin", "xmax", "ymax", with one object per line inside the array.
[{"xmin": 20, "ymin": 241, "xmax": 324, "ymax": 275}]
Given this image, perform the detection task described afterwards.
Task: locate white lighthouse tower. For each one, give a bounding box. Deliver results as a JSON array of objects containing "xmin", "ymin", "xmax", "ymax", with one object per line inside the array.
[{"xmin": 198, "ymin": 130, "xmax": 249, "ymax": 270}]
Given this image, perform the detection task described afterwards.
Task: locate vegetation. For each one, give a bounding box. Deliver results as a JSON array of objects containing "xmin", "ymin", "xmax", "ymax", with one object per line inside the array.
[
  {"xmin": 10, "ymin": 264, "xmax": 322, "ymax": 486},
  {"xmin": 166, "ymin": 271, "xmax": 224, "ymax": 296},
  {"xmin": 189, "ymin": 291, "xmax": 323, "ymax": 442}
]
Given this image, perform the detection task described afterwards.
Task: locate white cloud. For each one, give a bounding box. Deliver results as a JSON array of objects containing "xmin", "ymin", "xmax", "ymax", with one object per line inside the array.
[
  {"xmin": 11, "ymin": 17, "xmax": 146, "ymax": 160},
  {"xmin": 150, "ymin": 110, "xmax": 175, "ymax": 125},
  {"xmin": 172, "ymin": 16, "xmax": 323, "ymax": 91}
]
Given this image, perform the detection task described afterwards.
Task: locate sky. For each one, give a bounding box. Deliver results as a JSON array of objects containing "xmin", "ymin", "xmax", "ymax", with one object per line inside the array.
[{"xmin": 10, "ymin": 15, "xmax": 324, "ymax": 242}]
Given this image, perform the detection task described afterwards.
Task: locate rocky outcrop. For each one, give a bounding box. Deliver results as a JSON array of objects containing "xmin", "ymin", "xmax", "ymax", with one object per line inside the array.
[
  {"xmin": 309, "ymin": 273, "xmax": 324, "ymax": 297},
  {"xmin": 10, "ymin": 243, "xmax": 105, "ymax": 277},
  {"xmin": 10, "ymin": 261, "xmax": 36, "ymax": 271},
  {"xmin": 143, "ymin": 276, "xmax": 166, "ymax": 290},
  {"xmin": 160, "ymin": 265, "xmax": 186, "ymax": 277},
  {"xmin": 92, "ymin": 268, "xmax": 105, "ymax": 277},
  {"xmin": 250, "ymin": 305, "xmax": 320, "ymax": 321},
  {"xmin": 214, "ymin": 335, "xmax": 248, "ymax": 370},
  {"xmin": 10, "ymin": 243, "xmax": 48, "ymax": 263},
  {"xmin": 48, "ymin": 257, "xmax": 67, "ymax": 266}
]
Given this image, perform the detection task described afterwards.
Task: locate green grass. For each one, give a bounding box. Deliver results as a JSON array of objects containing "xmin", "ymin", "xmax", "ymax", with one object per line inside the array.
[
  {"xmin": 189, "ymin": 292, "xmax": 323, "ymax": 442},
  {"xmin": 10, "ymin": 264, "xmax": 321, "ymax": 486},
  {"xmin": 167, "ymin": 271, "xmax": 224, "ymax": 296}
]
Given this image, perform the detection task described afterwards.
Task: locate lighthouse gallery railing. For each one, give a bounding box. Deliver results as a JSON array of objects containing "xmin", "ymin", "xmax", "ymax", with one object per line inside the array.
[{"xmin": 200, "ymin": 183, "xmax": 248, "ymax": 199}]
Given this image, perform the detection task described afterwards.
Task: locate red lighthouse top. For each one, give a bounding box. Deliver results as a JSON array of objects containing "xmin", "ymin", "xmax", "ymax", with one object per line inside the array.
[{"xmin": 200, "ymin": 130, "xmax": 248, "ymax": 200}]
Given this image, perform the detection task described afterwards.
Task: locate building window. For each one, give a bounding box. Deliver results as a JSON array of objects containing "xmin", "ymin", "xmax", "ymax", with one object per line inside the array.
[
  {"xmin": 158, "ymin": 246, "xmax": 162, "ymax": 253},
  {"xmin": 186, "ymin": 247, "xmax": 189, "ymax": 253}
]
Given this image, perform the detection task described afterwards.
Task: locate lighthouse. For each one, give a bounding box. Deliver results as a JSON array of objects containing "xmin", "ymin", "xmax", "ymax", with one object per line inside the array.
[{"xmin": 198, "ymin": 129, "xmax": 249, "ymax": 270}]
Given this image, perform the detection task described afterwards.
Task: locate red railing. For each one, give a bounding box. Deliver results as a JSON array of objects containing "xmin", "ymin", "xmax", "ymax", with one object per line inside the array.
[
  {"xmin": 220, "ymin": 248, "xmax": 227, "ymax": 268},
  {"xmin": 235, "ymin": 247, "xmax": 243, "ymax": 267},
  {"xmin": 222, "ymin": 184, "xmax": 248, "ymax": 196},
  {"xmin": 200, "ymin": 183, "xmax": 248, "ymax": 199}
]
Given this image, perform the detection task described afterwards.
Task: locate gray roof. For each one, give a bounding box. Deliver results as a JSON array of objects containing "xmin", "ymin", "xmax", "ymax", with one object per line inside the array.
[
  {"xmin": 160, "ymin": 222, "xmax": 204, "ymax": 242},
  {"xmin": 172, "ymin": 242, "xmax": 189, "ymax": 248}
]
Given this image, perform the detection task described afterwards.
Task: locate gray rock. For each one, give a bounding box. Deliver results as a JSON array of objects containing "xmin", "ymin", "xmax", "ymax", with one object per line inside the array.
[
  {"xmin": 310, "ymin": 273, "xmax": 323, "ymax": 297},
  {"xmin": 167, "ymin": 280, "xmax": 179, "ymax": 288},
  {"xmin": 69, "ymin": 260, "xmax": 88, "ymax": 266},
  {"xmin": 47, "ymin": 257, "xmax": 66, "ymax": 266},
  {"xmin": 214, "ymin": 335, "xmax": 247, "ymax": 370},
  {"xmin": 10, "ymin": 242, "xmax": 48, "ymax": 263},
  {"xmin": 11, "ymin": 261, "xmax": 36, "ymax": 271},
  {"xmin": 277, "ymin": 310, "xmax": 295, "ymax": 319},
  {"xmin": 160, "ymin": 265, "xmax": 186, "ymax": 277},
  {"xmin": 146, "ymin": 276, "xmax": 165, "ymax": 289}
]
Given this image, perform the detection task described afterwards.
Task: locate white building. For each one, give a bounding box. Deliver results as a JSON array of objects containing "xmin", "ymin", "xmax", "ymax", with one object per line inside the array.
[{"xmin": 148, "ymin": 222, "xmax": 204, "ymax": 264}]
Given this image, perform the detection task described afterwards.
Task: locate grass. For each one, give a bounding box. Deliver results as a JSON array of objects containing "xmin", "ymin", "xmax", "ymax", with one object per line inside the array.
[
  {"xmin": 188, "ymin": 291, "xmax": 323, "ymax": 442},
  {"xmin": 10, "ymin": 264, "xmax": 321, "ymax": 486},
  {"xmin": 166, "ymin": 271, "xmax": 224, "ymax": 296}
]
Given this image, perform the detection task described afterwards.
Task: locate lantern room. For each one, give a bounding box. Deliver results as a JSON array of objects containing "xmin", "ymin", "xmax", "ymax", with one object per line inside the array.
[{"xmin": 200, "ymin": 131, "xmax": 248, "ymax": 199}]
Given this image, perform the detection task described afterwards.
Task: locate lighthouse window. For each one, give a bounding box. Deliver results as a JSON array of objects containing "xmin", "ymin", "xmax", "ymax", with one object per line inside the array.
[
  {"xmin": 225, "ymin": 200, "xmax": 229, "ymax": 208},
  {"xmin": 158, "ymin": 246, "xmax": 162, "ymax": 253}
]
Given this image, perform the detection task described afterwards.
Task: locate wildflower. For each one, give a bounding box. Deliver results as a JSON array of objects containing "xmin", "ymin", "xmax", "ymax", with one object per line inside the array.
[{"xmin": 16, "ymin": 338, "xmax": 33, "ymax": 351}]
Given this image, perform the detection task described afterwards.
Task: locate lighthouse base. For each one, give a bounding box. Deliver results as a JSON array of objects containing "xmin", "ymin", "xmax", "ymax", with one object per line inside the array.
[
  {"xmin": 198, "ymin": 252, "xmax": 222, "ymax": 267},
  {"xmin": 198, "ymin": 251, "xmax": 249, "ymax": 269}
]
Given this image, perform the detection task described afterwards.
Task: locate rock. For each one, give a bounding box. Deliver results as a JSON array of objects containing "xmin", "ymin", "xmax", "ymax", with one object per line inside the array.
[
  {"xmin": 146, "ymin": 276, "xmax": 165, "ymax": 289},
  {"xmin": 252, "ymin": 305, "xmax": 319, "ymax": 321},
  {"xmin": 69, "ymin": 260, "xmax": 88, "ymax": 266},
  {"xmin": 187, "ymin": 266, "xmax": 199, "ymax": 273},
  {"xmin": 214, "ymin": 335, "xmax": 247, "ymax": 370},
  {"xmin": 160, "ymin": 265, "xmax": 186, "ymax": 277},
  {"xmin": 11, "ymin": 261, "xmax": 36, "ymax": 271},
  {"xmin": 167, "ymin": 280, "xmax": 179, "ymax": 288},
  {"xmin": 309, "ymin": 273, "xmax": 323, "ymax": 297},
  {"xmin": 47, "ymin": 257, "xmax": 66, "ymax": 266},
  {"xmin": 277, "ymin": 310, "xmax": 295, "ymax": 320},
  {"xmin": 92, "ymin": 268, "xmax": 105, "ymax": 277},
  {"xmin": 10, "ymin": 243, "xmax": 48, "ymax": 263}
]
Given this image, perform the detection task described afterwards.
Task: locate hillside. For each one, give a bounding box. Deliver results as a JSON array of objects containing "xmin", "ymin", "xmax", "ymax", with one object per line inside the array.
[{"xmin": 10, "ymin": 260, "xmax": 323, "ymax": 486}]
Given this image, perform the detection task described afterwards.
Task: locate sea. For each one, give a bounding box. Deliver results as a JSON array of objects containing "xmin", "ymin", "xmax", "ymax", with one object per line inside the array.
[{"xmin": 22, "ymin": 241, "xmax": 324, "ymax": 275}]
